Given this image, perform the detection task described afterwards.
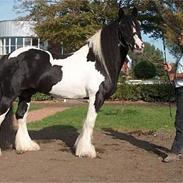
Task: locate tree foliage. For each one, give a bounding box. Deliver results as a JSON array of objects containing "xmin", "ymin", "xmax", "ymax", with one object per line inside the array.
[
  {"xmin": 14, "ymin": 0, "xmax": 183, "ymax": 55},
  {"xmin": 129, "ymin": 42, "xmax": 164, "ymax": 78},
  {"xmin": 15, "ymin": 0, "xmax": 119, "ymax": 53},
  {"xmin": 134, "ymin": 61, "xmax": 156, "ymax": 79},
  {"xmin": 119, "ymin": 0, "xmax": 183, "ymax": 57}
]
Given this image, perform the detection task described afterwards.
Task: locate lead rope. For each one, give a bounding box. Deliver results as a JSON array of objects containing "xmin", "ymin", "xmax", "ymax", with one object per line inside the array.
[{"xmin": 162, "ymin": 36, "xmax": 173, "ymax": 118}]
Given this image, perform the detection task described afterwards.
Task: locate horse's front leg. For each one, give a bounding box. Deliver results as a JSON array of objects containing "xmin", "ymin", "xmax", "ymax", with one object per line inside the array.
[
  {"xmin": 75, "ymin": 94, "xmax": 98, "ymax": 158},
  {"xmin": 15, "ymin": 97, "xmax": 40, "ymax": 153}
]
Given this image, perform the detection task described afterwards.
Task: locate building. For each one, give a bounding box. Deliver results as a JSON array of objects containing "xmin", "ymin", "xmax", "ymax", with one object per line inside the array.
[{"xmin": 0, "ymin": 20, "xmax": 47, "ymax": 56}]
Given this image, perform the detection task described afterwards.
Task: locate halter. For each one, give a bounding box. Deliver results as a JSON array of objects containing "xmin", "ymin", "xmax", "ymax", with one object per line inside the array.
[
  {"xmin": 132, "ymin": 32, "xmax": 138, "ymax": 36},
  {"xmin": 118, "ymin": 29, "xmax": 134, "ymax": 49},
  {"xmin": 117, "ymin": 22, "xmax": 138, "ymax": 50}
]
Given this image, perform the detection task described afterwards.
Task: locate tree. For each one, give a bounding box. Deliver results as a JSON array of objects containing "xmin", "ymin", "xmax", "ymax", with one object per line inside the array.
[
  {"xmin": 134, "ymin": 61, "xmax": 156, "ymax": 79},
  {"xmin": 119, "ymin": 0, "xmax": 183, "ymax": 57},
  {"xmin": 14, "ymin": 0, "xmax": 119, "ymax": 53},
  {"xmin": 14, "ymin": 0, "xmax": 183, "ymax": 56},
  {"xmin": 129, "ymin": 42, "xmax": 164, "ymax": 78}
]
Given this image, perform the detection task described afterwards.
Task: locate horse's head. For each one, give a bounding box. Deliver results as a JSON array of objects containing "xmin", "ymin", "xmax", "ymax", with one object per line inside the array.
[{"xmin": 118, "ymin": 7, "xmax": 144, "ymax": 54}]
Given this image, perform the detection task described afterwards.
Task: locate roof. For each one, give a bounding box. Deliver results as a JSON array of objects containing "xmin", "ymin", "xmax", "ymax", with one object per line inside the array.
[{"xmin": 0, "ymin": 20, "xmax": 37, "ymax": 37}]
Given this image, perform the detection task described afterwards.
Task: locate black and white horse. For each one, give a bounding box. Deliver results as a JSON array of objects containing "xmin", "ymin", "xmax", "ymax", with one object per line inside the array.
[{"xmin": 0, "ymin": 8, "xmax": 144, "ymax": 157}]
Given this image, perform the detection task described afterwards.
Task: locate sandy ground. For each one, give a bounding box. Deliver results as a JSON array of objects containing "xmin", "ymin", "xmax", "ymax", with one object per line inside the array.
[{"xmin": 0, "ymin": 100, "xmax": 182, "ymax": 182}]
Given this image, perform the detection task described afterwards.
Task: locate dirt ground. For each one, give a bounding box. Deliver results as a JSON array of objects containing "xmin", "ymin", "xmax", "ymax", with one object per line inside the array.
[{"xmin": 0, "ymin": 100, "xmax": 183, "ymax": 183}]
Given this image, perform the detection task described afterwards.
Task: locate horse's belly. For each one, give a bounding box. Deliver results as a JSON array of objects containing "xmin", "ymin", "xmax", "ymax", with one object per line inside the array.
[
  {"xmin": 49, "ymin": 80, "xmax": 87, "ymax": 98},
  {"xmin": 49, "ymin": 61, "xmax": 104, "ymax": 98}
]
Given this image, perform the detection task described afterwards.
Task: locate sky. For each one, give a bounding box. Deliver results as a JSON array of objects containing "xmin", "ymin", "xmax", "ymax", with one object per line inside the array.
[
  {"xmin": 0, "ymin": 0, "xmax": 175, "ymax": 62},
  {"xmin": 0, "ymin": 0, "xmax": 19, "ymax": 21}
]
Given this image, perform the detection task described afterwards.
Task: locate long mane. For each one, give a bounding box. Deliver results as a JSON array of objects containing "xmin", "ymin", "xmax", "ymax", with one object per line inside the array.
[
  {"xmin": 88, "ymin": 29, "xmax": 111, "ymax": 81},
  {"xmin": 87, "ymin": 22, "xmax": 125, "ymax": 82}
]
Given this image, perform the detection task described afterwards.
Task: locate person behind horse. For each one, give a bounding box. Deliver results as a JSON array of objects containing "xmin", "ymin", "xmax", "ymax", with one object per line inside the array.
[{"xmin": 163, "ymin": 30, "xmax": 183, "ymax": 162}]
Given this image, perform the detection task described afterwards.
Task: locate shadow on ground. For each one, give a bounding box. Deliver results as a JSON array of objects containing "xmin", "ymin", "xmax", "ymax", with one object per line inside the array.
[
  {"xmin": 26, "ymin": 125, "xmax": 171, "ymax": 159},
  {"xmin": 103, "ymin": 128, "xmax": 170, "ymax": 159},
  {"xmin": 29, "ymin": 125, "xmax": 79, "ymax": 154}
]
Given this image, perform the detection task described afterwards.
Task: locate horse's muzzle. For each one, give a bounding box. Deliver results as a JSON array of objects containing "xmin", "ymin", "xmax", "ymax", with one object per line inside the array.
[
  {"xmin": 133, "ymin": 47, "xmax": 144, "ymax": 54},
  {"xmin": 133, "ymin": 43, "xmax": 144, "ymax": 54}
]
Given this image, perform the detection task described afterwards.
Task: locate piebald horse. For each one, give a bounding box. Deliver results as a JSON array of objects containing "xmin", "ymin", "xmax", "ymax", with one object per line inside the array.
[{"xmin": 0, "ymin": 7, "xmax": 144, "ymax": 157}]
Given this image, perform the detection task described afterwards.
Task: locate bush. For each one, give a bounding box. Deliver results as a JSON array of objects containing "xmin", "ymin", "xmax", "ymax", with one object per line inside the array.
[
  {"xmin": 32, "ymin": 93, "xmax": 53, "ymax": 101},
  {"xmin": 112, "ymin": 82, "xmax": 175, "ymax": 102},
  {"xmin": 30, "ymin": 83, "xmax": 174, "ymax": 103},
  {"xmin": 134, "ymin": 61, "xmax": 156, "ymax": 79}
]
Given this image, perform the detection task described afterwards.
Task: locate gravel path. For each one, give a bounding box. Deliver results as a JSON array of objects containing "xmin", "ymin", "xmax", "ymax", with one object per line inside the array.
[{"xmin": 27, "ymin": 106, "xmax": 69, "ymax": 123}]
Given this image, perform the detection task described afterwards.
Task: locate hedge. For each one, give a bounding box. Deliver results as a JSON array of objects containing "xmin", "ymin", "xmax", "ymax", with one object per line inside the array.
[
  {"xmin": 32, "ymin": 93, "xmax": 53, "ymax": 101},
  {"xmin": 111, "ymin": 83, "xmax": 175, "ymax": 102},
  {"xmin": 31, "ymin": 83, "xmax": 175, "ymax": 103}
]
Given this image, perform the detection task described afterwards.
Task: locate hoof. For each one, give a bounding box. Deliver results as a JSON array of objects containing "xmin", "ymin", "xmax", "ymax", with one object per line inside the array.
[
  {"xmin": 16, "ymin": 140, "xmax": 40, "ymax": 153},
  {"xmin": 75, "ymin": 132, "xmax": 96, "ymax": 158},
  {"xmin": 75, "ymin": 144, "xmax": 96, "ymax": 158}
]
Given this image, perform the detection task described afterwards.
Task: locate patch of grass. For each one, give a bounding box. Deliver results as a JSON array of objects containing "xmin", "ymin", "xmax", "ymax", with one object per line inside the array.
[
  {"xmin": 28, "ymin": 104, "xmax": 176, "ymax": 131},
  {"xmin": 28, "ymin": 105, "xmax": 86, "ymax": 129},
  {"xmin": 97, "ymin": 105, "xmax": 175, "ymax": 130},
  {"xmin": 13, "ymin": 102, "xmax": 42, "ymax": 113}
]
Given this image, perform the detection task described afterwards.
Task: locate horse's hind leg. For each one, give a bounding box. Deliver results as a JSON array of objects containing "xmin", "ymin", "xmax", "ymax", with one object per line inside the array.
[
  {"xmin": 0, "ymin": 97, "xmax": 13, "ymax": 125},
  {"xmin": 0, "ymin": 96, "xmax": 15, "ymax": 155},
  {"xmin": 75, "ymin": 92, "xmax": 101, "ymax": 158},
  {"xmin": 15, "ymin": 90, "xmax": 40, "ymax": 153}
]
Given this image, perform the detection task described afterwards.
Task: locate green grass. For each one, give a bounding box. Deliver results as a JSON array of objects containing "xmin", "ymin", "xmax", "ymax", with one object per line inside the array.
[
  {"xmin": 28, "ymin": 104, "xmax": 176, "ymax": 131},
  {"xmin": 13, "ymin": 102, "xmax": 42, "ymax": 113}
]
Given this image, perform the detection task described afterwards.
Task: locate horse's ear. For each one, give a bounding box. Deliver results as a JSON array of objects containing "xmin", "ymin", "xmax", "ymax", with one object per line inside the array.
[
  {"xmin": 131, "ymin": 7, "xmax": 138, "ymax": 17},
  {"xmin": 118, "ymin": 8, "xmax": 125, "ymax": 21}
]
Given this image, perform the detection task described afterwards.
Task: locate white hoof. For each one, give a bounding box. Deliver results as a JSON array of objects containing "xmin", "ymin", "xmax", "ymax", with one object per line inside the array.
[
  {"xmin": 16, "ymin": 140, "xmax": 40, "ymax": 153},
  {"xmin": 75, "ymin": 136, "xmax": 96, "ymax": 158},
  {"xmin": 75, "ymin": 144, "xmax": 96, "ymax": 158}
]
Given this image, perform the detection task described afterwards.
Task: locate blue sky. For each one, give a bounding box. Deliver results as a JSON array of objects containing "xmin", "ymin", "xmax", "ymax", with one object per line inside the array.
[
  {"xmin": 0, "ymin": 0, "xmax": 18, "ymax": 21},
  {"xmin": 0, "ymin": 0, "xmax": 175, "ymax": 62},
  {"xmin": 143, "ymin": 34, "xmax": 175, "ymax": 61}
]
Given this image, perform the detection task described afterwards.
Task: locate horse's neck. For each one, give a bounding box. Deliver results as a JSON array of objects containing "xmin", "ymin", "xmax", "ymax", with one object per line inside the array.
[{"xmin": 100, "ymin": 24, "xmax": 128, "ymax": 83}]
